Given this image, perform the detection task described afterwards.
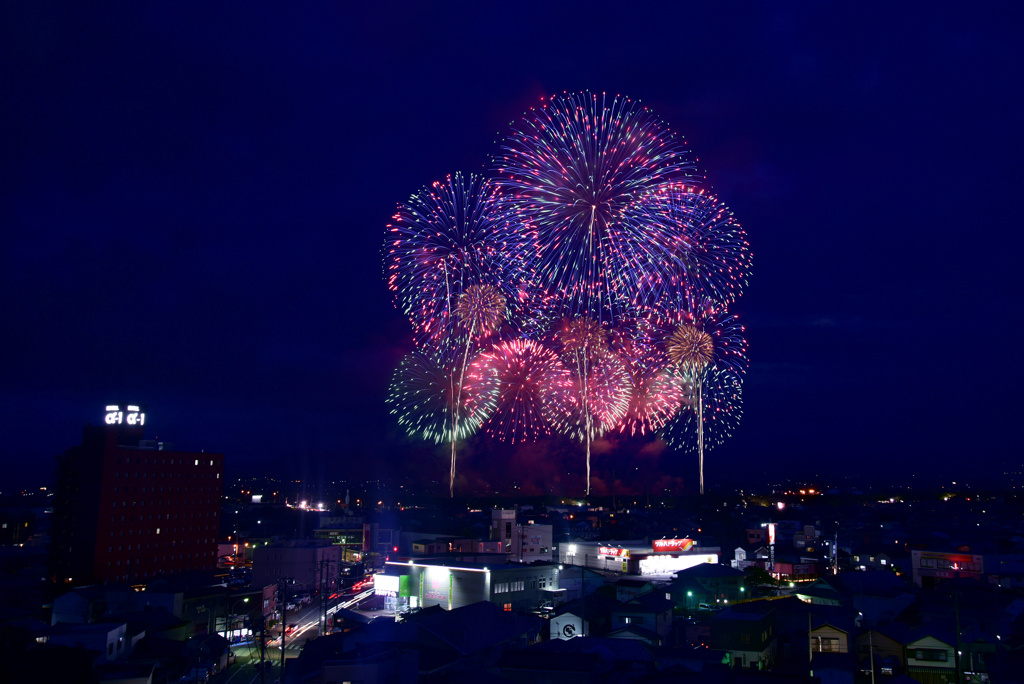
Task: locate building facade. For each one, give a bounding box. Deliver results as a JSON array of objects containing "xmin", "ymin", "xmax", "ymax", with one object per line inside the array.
[
  {"xmin": 252, "ymin": 540, "xmax": 343, "ymax": 594},
  {"xmin": 52, "ymin": 409, "xmax": 224, "ymax": 585},
  {"xmin": 379, "ymin": 559, "xmax": 562, "ymax": 613}
]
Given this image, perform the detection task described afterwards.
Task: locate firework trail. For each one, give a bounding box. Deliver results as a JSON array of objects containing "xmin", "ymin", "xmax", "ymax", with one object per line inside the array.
[
  {"xmin": 546, "ymin": 318, "xmax": 631, "ymax": 493},
  {"xmin": 384, "ymin": 172, "xmax": 538, "ymax": 496},
  {"xmin": 658, "ymin": 299, "xmax": 748, "ymax": 494},
  {"xmin": 494, "ymin": 91, "xmax": 696, "ymax": 495}
]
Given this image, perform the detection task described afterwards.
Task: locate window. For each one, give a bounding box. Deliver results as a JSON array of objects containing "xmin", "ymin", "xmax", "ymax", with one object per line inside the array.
[
  {"xmin": 818, "ymin": 637, "xmax": 840, "ymax": 653},
  {"xmin": 914, "ymin": 649, "xmax": 948, "ymax": 662}
]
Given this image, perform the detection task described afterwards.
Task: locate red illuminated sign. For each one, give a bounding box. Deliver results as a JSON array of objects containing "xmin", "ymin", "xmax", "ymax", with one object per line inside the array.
[
  {"xmin": 653, "ymin": 538, "xmax": 694, "ymax": 553},
  {"xmin": 599, "ymin": 547, "xmax": 630, "ymax": 558}
]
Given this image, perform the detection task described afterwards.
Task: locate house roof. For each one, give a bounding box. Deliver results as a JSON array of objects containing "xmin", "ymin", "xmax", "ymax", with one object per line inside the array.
[
  {"xmin": 607, "ymin": 625, "xmax": 662, "ymax": 642},
  {"xmin": 553, "ymin": 593, "xmax": 621, "ymax": 622},
  {"xmin": 622, "ymin": 591, "xmax": 673, "ymax": 613},
  {"xmin": 530, "ymin": 635, "xmax": 654, "ymax": 663},
  {"xmin": 404, "ymin": 600, "xmax": 545, "ymax": 656},
  {"xmin": 671, "ymin": 563, "xmax": 744, "ymax": 580}
]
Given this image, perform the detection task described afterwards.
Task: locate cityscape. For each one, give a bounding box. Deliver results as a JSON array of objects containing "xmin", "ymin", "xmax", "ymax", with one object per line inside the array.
[
  {"xmin": 2, "ymin": 410, "xmax": 1023, "ymax": 682},
  {"xmin": 4, "ymin": 3, "xmax": 1023, "ymax": 684}
]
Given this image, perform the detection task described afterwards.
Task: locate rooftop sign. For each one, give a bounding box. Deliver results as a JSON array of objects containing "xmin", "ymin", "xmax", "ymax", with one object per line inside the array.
[
  {"xmin": 105, "ymin": 404, "xmax": 146, "ymax": 427},
  {"xmin": 652, "ymin": 538, "xmax": 694, "ymax": 553}
]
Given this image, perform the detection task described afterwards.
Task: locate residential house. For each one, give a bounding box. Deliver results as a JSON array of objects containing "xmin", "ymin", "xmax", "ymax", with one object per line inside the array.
[{"xmin": 709, "ymin": 602, "xmax": 777, "ymax": 670}]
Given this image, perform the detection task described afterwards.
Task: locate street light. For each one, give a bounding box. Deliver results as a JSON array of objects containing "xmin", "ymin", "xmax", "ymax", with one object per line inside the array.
[{"xmin": 225, "ymin": 597, "xmax": 251, "ymax": 642}]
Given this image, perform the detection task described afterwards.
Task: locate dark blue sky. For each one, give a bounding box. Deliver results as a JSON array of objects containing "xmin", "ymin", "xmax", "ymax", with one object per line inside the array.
[{"xmin": 2, "ymin": 3, "xmax": 1021, "ymax": 494}]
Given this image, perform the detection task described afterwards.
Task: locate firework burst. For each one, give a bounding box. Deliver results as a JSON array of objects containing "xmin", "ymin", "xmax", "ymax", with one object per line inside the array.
[
  {"xmin": 383, "ymin": 172, "xmax": 534, "ymax": 344},
  {"xmin": 619, "ymin": 183, "xmax": 752, "ymax": 310},
  {"xmin": 386, "ymin": 347, "xmax": 495, "ymax": 445},
  {"xmin": 463, "ymin": 338, "xmax": 572, "ymax": 444},
  {"xmin": 494, "ymin": 91, "xmax": 695, "ymax": 325},
  {"xmin": 455, "ymin": 283, "xmax": 507, "ymax": 337},
  {"xmin": 657, "ymin": 299, "xmax": 748, "ymax": 493}
]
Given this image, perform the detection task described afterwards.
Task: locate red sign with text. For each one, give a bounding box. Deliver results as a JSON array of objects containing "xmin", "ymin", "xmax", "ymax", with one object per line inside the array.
[
  {"xmin": 652, "ymin": 538, "xmax": 695, "ymax": 553},
  {"xmin": 599, "ymin": 547, "xmax": 630, "ymax": 558}
]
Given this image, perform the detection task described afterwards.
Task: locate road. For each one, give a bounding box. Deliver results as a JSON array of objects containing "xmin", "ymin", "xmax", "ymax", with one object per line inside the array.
[{"xmin": 210, "ymin": 588, "xmax": 377, "ymax": 683}]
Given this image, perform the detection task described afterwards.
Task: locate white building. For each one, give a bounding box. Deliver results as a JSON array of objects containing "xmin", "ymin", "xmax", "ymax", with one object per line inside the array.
[{"xmin": 491, "ymin": 509, "xmax": 554, "ymax": 564}]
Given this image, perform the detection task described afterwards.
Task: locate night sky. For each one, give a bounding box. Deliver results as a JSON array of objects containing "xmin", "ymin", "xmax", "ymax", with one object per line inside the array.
[{"xmin": 3, "ymin": 3, "xmax": 1022, "ymax": 495}]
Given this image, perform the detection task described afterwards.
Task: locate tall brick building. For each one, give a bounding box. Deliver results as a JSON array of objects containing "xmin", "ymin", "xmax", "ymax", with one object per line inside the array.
[{"xmin": 52, "ymin": 405, "xmax": 224, "ymax": 586}]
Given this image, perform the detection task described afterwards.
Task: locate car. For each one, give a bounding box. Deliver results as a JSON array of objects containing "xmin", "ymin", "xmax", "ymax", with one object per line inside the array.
[{"xmin": 285, "ymin": 602, "xmax": 297, "ymax": 611}]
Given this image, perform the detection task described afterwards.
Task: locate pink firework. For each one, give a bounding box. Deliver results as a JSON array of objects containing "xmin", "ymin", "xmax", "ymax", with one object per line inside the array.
[
  {"xmin": 464, "ymin": 339, "xmax": 571, "ymax": 444},
  {"xmin": 544, "ymin": 350, "xmax": 631, "ymax": 441}
]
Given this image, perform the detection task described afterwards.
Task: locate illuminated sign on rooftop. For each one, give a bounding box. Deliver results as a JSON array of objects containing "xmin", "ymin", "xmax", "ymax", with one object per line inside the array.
[
  {"xmin": 652, "ymin": 538, "xmax": 694, "ymax": 553},
  {"xmin": 105, "ymin": 404, "xmax": 146, "ymax": 427}
]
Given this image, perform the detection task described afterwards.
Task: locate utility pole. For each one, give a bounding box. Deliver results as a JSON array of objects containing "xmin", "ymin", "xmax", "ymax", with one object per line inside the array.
[
  {"xmin": 869, "ymin": 630, "xmax": 876, "ymax": 684},
  {"xmin": 955, "ymin": 591, "xmax": 963, "ymax": 684},
  {"xmin": 258, "ymin": 613, "xmax": 266, "ymax": 684},
  {"xmin": 320, "ymin": 557, "xmax": 334, "ymax": 636},
  {"xmin": 279, "ymin": 580, "xmax": 288, "ymax": 673},
  {"xmin": 322, "ymin": 557, "xmax": 327, "ymax": 635}
]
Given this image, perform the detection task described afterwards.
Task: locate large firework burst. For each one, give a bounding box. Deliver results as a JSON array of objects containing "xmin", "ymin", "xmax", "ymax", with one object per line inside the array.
[
  {"xmin": 383, "ymin": 172, "xmax": 533, "ymax": 344},
  {"xmin": 494, "ymin": 91, "xmax": 695, "ymax": 325},
  {"xmin": 386, "ymin": 347, "xmax": 495, "ymax": 445}
]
